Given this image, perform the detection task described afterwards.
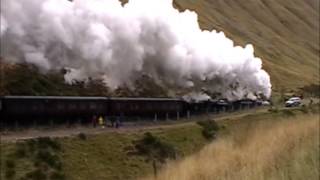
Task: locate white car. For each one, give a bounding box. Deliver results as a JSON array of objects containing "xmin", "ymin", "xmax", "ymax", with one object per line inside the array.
[
  {"xmin": 261, "ymin": 101, "xmax": 270, "ymax": 106},
  {"xmin": 285, "ymin": 97, "xmax": 301, "ymax": 107}
]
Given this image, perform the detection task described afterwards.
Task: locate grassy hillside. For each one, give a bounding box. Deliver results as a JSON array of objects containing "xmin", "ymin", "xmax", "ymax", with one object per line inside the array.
[
  {"xmin": 0, "ymin": 0, "xmax": 319, "ymax": 95},
  {"xmin": 1, "ymin": 106, "xmax": 319, "ymax": 180},
  {"xmin": 0, "ymin": 124, "xmax": 207, "ymax": 180},
  {"xmin": 174, "ymin": 0, "xmax": 320, "ymax": 91},
  {"xmin": 144, "ymin": 112, "xmax": 320, "ymax": 180}
]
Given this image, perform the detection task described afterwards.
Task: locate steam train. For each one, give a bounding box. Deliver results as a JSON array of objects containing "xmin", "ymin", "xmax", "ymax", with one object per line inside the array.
[{"xmin": 0, "ymin": 96, "xmax": 261, "ymax": 127}]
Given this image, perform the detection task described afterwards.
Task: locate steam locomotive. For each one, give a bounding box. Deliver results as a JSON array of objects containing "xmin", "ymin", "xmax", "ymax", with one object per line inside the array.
[{"xmin": 0, "ymin": 96, "xmax": 260, "ymax": 127}]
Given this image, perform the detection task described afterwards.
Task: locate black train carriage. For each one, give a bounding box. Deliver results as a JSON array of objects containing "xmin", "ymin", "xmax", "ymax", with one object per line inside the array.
[
  {"xmin": 109, "ymin": 97, "xmax": 184, "ymax": 119},
  {"xmin": 0, "ymin": 96, "xmax": 185, "ymax": 127},
  {"xmin": 0, "ymin": 96, "xmax": 108, "ymax": 127}
]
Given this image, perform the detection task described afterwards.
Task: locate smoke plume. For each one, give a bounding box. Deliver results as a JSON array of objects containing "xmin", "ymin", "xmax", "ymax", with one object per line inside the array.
[{"xmin": 0, "ymin": 0, "xmax": 272, "ymax": 99}]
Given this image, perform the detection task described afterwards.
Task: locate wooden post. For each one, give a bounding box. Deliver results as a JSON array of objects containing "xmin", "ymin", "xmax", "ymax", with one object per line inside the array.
[
  {"xmin": 166, "ymin": 113, "xmax": 169, "ymax": 121},
  {"xmin": 176, "ymin": 111, "xmax": 180, "ymax": 120},
  {"xmin": 187, "ymin": 110, "xmax": 190, "ymax": 119}
]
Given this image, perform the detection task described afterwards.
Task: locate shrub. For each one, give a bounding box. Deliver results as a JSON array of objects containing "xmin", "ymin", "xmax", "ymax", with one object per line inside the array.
[
  {"xmin": 78, "ymin": 133, "xmax": 87, "ymax": 140},
  {"xmin": 268, "ymin": 107, "xmax": 279, "ymax": 113},
  {"xmin": 134, "ymin": 132, "xmax": 176, "ymax": 162},
  {"xmin": 197, "ymin": 120, "xmax": 220, "ymax": 140},
  {"xmin": 281, "ymin": 109, "xmax": 295, "ymax": 116},
  {"xmin": 132, "ymin": 132, "xmax": 177, "ymax": 177},
  {"xmin": 36, "ymin": 137, "xmax": 61, "ymax": 151},
  {"xmin": 5, "ymin": 168, "xmax": 16, "ymax": 179},
  {"xmin": 25, "ymin": 168, "xmax": 47, "ymax": 180},
  {"xmin": 50, "ymin": 171, "xmax": 66, "ymax": 180},
  {"xmin": 299, "ymin": 106, "xmax": 309, "ymax": 114},
  {"xmin": 15, "ymin": 142, "xmax": 27, "ymax": 158},
  {"xmin": 5, "ymin": 159, "xmax": 16, "ymax": 169},
  {"xmin": 35, "ymin": 150, "xmax": 61, "ymax": 169},
  {"xmin": 26, "ymin": 139, "xmax": 37, "ymax": 154}
]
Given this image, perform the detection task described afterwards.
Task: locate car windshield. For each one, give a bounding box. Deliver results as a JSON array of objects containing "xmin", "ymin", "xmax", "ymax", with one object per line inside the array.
[{"xmin": 288, "ymin": 97, "xmax": 300, "ymax": 101}]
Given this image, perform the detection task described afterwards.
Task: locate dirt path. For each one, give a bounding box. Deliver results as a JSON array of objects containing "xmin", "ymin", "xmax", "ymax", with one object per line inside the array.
[{"xmin": 0, "ymin": 108, "xmax": 267, "ymax": 143}]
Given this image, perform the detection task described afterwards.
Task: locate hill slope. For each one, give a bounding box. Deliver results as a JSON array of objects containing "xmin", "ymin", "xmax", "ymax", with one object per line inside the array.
[
  {"xmin": 1, "ymin": 0, "xmax": 319, "ymax": 96},
  {"xmin": 174, "ymin": 0, "xmax": 319, "ymax": 91}
]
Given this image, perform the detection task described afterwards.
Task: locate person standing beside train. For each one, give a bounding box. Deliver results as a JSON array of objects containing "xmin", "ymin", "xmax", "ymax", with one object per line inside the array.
[{"xmin": 98, "ymin": 115, "xmax": 105, "ymax": 128}]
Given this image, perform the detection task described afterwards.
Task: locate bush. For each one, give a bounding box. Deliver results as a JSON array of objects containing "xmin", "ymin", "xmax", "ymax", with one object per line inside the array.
[
  {"xmin": 268, "ymin": 107, "xmax": 279, "ymax": 113},
  {"xmin": 197, "ymin": 120, "xmax": 220, "ymax": 140},
  {"xmin": 15, "ymin": 142, "xmax": 27, "ymax": 158},
  {"xmin": 36, "ymin": 137, "xmax": 61, "ymax": 151},
  {"xmin": 281, "ymin": 109, "xmax": 295, "ymax": 116},
  {"xmin": 35, "ymin": 150, "xmax": 61, "ymax": 169},
  {"xmin": 50, "ymin": 171, "xmax": 66, "ymax": 180},
  {"xmin": 134, "ymin": 132, "xmax": 176, "ymax": 162},
  {"xmin": 26, "ymin": 139, "xmax": 37, "ymax": 153},
  {"xmin": 299, "ymin": 106, "xmax": 309, "ymax": 114},
  {"xmin": 5, "ymin": 168, "xmax": 16, "ymax": 179},
  {"xmin": 5, "ymin": 159, "xmax": 16, "ymax": 169},
  {"xmin": 25, "ymin": 168, "xmax": 47, "ymax": 180},
  {"xmin": 78, "ymin": 133, "xmax": 87, "ymax": 140}
]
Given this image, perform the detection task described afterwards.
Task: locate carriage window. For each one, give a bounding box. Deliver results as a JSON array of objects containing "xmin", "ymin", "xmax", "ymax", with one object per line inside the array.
[
  {"xmin": 116, "ymin": 103, "xmax": 122, "ymax": 110},
  {"xmin": 79, "ymin": 103, "xmax": 86, "ymax": 110},
  {"xmin": 98, "ymin": 104, "xmax": 105, "ymax": 110},
  {"xmin": 130, "ymin": 104, "xmax": 138, "ymax": 110},
  {"xmin": 32, "ymin": 105, "xmax": 39, "ymax": 110},
  {"xmin": 89, "ymin": 103, "xmax": 97, "ymax": 109},
  {"xmin": 57, "ymin": 104, "xmax": 65, "ymax": 110},
  {"xmin": 69, "ymin": 103, "xmax": 77, "ymax": 110}
]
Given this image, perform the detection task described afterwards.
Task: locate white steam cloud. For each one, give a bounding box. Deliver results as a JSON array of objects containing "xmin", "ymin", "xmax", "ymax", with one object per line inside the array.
[{"xmin": 0, "ymin": 0, "xmax": 271, "ymax": 99}]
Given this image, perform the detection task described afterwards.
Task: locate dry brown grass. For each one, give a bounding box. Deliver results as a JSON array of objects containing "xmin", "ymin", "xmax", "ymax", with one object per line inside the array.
[{"xmin": 143, "ymin": 114, "xmax": 320, "ymax": 180}]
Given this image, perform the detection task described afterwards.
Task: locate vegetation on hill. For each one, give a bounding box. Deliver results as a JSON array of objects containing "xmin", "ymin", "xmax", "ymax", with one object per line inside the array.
[
  {"xmin": 174, "ymin": 0, "xmax": 319, "ymax": 91},
  {"xmin": 1, "ymin": 105, "xmax": 318, "ymax": 180},
  {"xmin": 0, "ymin": 125, "xmax": 207, "ymax": 180},
  {"xmin": 144, "ymin": 110, "xmax": 320, "ymax": 180},
  {"xmin": 1, "ymin": 0, "xmax": 319, "ymax": 96}
]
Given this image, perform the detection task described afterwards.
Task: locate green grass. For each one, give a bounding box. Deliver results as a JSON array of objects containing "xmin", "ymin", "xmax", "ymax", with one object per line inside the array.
[
  {"xmin": 0, "ymin": 124, "xmax": 206, "ymax": 180},
  {"xmin": 1, "ymin": 106, "xmax": 318, "ymax": 180}
]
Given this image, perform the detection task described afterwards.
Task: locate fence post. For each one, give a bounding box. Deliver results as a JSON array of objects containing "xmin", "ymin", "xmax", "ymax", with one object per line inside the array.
[
  {"xmin": 187, "ymin": 110, "xmax": 190, "ymax": 119},
  {"xmin": 176, "ymin": 111, "xmax": 180, "ymax": 120},
  {"xmin": 166, "ymin": 113, "xmax": 169, "ymax": 121}
]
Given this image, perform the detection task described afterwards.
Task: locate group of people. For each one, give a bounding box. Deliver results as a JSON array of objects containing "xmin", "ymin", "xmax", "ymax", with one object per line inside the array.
[{"xmin": 92, "ymin": 115, "xmax": 121, "ymax": 129}]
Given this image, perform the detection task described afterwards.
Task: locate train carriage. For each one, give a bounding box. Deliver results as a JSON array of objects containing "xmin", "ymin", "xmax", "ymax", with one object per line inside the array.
[
  {"xmin": 108, "ymin": 97, "xmax": 184, "ymax": 117},
  {"xmin": 0, "ymin": 96, "xmax": 109, "ymax": 127}
]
